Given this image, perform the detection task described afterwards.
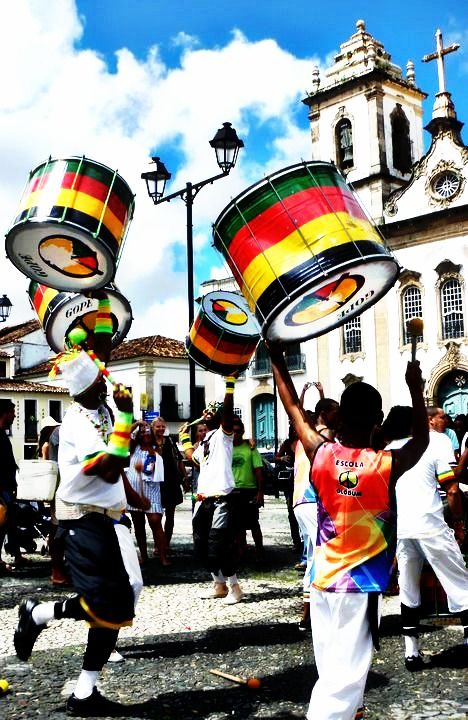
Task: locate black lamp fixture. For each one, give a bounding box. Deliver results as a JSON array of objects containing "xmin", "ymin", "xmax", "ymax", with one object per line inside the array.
[
  {"xmin": 209, "ymin": 122, "xmax": 244, "ymax": 174},
  {"xmin": 0, "ymin": 294, "xmax": 12, "ymax": 323},
  {"xmin": 141, "ymin": 157, "xmax": 172, "ymax": 204},
  {"xmin": 142, "ymin": 122, "xmax": 244, "ymax": 420}
]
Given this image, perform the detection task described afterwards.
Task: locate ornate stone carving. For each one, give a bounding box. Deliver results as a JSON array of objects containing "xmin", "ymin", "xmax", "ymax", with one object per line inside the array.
[
  {"xmin": 426, "ymin": 160, "xmax": 464, "ymax": 208},
  {"xmin": 398, "ymin": 269, "xmax": 422, "ymax": 286},
  {"xmin": 426, "ymin": 341, "xmax": 468, "ymax": 401},
  {"xmin": 434, "ymin": 259, "xmax": 462, "ymax": 277}
]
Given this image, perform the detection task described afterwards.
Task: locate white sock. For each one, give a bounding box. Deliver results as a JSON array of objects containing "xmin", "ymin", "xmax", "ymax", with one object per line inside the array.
[
  {"xmin": 31, "ymin": 602, "xmax": 56, "ymax": 626},
  {"xmin": 227, "ymin": 574, "xmax": 239, "ymax": 587},
  {"xmin": 404, "ymin": 635, "xmax": 419, "ymax": 657},
  {"xmin": 73, "ymin": 670, "xmax": 98, "ymax": 700},
  {"xmin": 211, "ymin": 572, "xmax": 226, "ymax": 583}
]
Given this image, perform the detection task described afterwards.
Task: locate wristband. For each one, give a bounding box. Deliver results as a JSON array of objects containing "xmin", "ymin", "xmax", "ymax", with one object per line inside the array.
[
  {"xmin": 179, "ymin": 432, "xmax": 193, "ymax": 451},
  {"xmin": 225, "ymin": 375, "xmax": 236, "ymax": 394},
  {"xmin": 108, "ymin": 411, "xmax": 133, "ymax": 457},
  {"xmin": 95, "ymin": 298, "xmax": 113, "ymax": 335}
]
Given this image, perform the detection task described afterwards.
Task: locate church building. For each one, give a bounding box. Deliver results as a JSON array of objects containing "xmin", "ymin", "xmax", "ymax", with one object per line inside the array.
[{"xmin": 204, "ymin": 20, "xmax": 468, "ymax": 447}]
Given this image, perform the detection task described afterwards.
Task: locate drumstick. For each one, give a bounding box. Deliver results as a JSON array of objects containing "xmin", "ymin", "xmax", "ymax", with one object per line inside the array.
[
  {"xmin": 87, "ymin": 349, "xmax": 131, "ymax": 396},
  {"xmin": 209, "ymin": 669, "xmax": 262, "ymax": 689},
  {"xmin": 406, "ymin": 318, "xmax": 424, "ymax": 361}
]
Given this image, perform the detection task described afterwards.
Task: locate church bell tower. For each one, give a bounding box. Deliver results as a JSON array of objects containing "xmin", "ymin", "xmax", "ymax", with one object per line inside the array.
[{"xmin": 302, "ymin": 20, "xmax": 427, "ymax": 223}]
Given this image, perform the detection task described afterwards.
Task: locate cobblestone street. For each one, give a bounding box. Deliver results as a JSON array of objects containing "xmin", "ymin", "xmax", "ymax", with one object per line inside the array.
[{"xmin": 1, "ymin": 497, "xmax": 467, "ymax": 719}]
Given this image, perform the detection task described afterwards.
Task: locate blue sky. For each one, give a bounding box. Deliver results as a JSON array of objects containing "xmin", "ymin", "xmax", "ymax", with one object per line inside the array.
[{"xmin": 1, "ymin": 1, "xmax": 467, "ymax": 341}]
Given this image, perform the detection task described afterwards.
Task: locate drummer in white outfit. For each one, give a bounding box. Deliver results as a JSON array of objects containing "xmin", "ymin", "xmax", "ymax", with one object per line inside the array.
[{"xmin": 383, "ymin": 405, "xmax": 468, "ymax": 670}]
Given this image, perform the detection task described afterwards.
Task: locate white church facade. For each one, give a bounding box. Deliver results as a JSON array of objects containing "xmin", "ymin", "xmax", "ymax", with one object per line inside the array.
[{"xmin": 204, "ymin": 20, "xmax": 468, "ymax": 448}]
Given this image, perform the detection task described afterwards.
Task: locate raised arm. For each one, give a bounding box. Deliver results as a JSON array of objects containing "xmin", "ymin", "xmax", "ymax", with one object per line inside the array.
[
  {"xmin": 269, "ymin": 343, "xmax": 325, "ymax": 461},
  {"xmin": 221, "ymin": 374, "xmax": 236, "ymax": 434},
  {"xmin": 391, "ymin": 361, "xmax": 429, "ymax": 481},
  {"xmin": 85, "ymin": 385, "xmax": 134, "ymax": 483}
]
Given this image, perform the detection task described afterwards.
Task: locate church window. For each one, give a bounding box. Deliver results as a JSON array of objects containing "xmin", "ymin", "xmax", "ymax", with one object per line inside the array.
[
  {"xmin": 335, "ymin": 118, "xmax": 353, "ymax": 170},
  {"xmin": 402, "ymin": 286, "xmax": 423, "ymax": 344},
  {"xmin": 431, "ymin": 171, "xmax": 461, "ymax": 200},
  {"xmin": 441, "ymin": 279, "xmax": 464, "ymax": 339},
  {"xmin": 391, "ymin": 104, "xmax": 412, "ymax": 175},
  {"xmin": 343, "ymin": 317, "xmax": 362, "ymax": 354}
]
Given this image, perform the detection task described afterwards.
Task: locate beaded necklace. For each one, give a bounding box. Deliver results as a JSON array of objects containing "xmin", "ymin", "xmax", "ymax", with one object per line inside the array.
[{"xmin": 74, "ymin": 403, "xmax": 112, "ymax": 443}]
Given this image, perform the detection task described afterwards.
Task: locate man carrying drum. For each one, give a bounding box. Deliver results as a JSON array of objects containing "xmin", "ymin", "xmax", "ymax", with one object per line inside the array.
[{"xmin": 13, "ymin": 292, "xmax": 146, "ymax": 716}]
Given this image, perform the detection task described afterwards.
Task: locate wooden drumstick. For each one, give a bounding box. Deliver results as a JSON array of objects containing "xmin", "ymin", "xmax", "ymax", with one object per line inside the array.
[
  {"xmin": 209, "ymin": 668, "xmax": 262, "ymax": 689},
  {"xmin": 406, "ymin": 318, "xmax": 424, "ymax": 361}
]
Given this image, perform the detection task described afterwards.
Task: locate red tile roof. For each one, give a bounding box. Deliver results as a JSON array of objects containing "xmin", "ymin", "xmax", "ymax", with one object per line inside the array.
[
  {"xmin": 0, "ymin": 319, "xmax": 41, "ymax": 345},
  {"xmin": 0, "ymin": 379, "xmax": 67, "ymax": 394},
  {"xmin": 110, "ymin": 335, "xmax": 187, "ymax": 361},
  {"xmin": 16, "ymin": 334, "xmax": 187, "ymax": 378}
]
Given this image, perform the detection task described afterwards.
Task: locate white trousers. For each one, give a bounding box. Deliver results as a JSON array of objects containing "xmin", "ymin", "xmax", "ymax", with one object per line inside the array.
[
  {"xmin": 293, "ymin": 502, "xmax": 317, "ymax": 601},
  {"xmin": 307, "ymin": 590, "xmax": 376, "ymax": 720},
  {"xmin": 397, "ymin": 528, "xmax": 468, "ymax": 613},
  {"xmin": 114, "ymin": 523, "xmax": 144, "ymax": 608}
]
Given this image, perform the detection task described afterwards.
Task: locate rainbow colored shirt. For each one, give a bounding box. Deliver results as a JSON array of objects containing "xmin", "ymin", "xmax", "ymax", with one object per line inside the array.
[{"xmin": 311, "ymin": 442, "xmax": 394, "ymax": 593}]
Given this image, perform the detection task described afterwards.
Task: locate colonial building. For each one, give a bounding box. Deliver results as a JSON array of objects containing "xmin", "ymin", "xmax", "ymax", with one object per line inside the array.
[
  {"xmin": 0, "ymin": 320, "xmax": 70, "ymax": 460},
  {"xmin": 204, "ymin": 20, "xmax": 468, "ymax": 448},
  {"xmin": 15, "ymin": 331, "xmax": 201, "ymax": 443}
]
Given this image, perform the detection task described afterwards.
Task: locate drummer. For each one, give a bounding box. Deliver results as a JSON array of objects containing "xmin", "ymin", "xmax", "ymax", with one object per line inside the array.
[
  {"xmin": 383, "ymin": 405, "xmax": 468, "ymax": 670},
  {"xmin": 179, "ymin": 374, "xmax": 244, "ymax": 605}
]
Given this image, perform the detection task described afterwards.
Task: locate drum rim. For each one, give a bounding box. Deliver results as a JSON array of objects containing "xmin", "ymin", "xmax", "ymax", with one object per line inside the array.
[
  {"xmin": 263, "ymin": 256, "xmax": 400, "ymax": 342},
  {"xmin": 28, "ymin": 282, "xmax": 133, "ymax": 352},
  {"xmin": 199, "ymin": 290, "xmax": 261, "ymax": 337},
  {"xmin": 5, "ymin": 222, "xmax": 116, "ymax": 292},
  {"xmin": 213, "ymin": 160, "xmax": 339, "ymax": 228}
]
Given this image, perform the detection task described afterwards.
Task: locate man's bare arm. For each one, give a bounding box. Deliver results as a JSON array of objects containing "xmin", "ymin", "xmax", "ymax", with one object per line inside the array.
[{"xmin": 269, "ymin": 343, "xmax": 324, "ymax": 461}]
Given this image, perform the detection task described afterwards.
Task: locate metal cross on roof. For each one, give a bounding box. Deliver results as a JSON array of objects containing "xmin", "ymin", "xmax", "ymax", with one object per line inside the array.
[{"xmin": 422, "ymin": 28, "xmax": 460, "ymax": 94}]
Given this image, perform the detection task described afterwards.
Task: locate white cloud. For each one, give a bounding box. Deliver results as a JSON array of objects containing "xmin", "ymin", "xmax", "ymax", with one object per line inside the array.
[{"xmin": 0, "ymin": 1, "xmax": 320, "ymax": 343}]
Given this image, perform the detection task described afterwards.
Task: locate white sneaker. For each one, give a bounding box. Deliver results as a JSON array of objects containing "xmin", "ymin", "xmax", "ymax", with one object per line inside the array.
[
  {"xmin": 223, "ymin": 583, "xmax": 244, "ymax": 605},
  {"xmin": 199, "ymin": 582, "xmax": 228, "ymax": 599},
  {"xmin": 107, "ymin": 650, "xmax": 125, "ymax": 663}
]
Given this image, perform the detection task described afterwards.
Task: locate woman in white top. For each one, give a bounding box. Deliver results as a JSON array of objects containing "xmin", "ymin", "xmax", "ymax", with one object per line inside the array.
[{"xmin": 126, "ymin": 422, "xmax": 169, "ymax": 566}]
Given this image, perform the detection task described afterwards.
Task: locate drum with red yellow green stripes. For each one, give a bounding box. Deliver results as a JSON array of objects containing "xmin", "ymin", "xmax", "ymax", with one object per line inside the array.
[
  {"xmin": 6, "ymin": 156, "xmax": 135, "ymax": 291},
  {"xmin": 185, "ymin": 290, "xmax": 261, "ymax": 375},
  {"xmin": 213, "ymin": 161, "xmax": 399, "ymax": 342},
  {"xmin": 28, "ymin": 280, "xmax": 133, "ymax": 353}
]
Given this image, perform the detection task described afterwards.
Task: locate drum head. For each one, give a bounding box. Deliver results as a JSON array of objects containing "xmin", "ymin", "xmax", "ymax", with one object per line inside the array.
[
  {"xmin": 29, "ymin": 281, "xmax": 132, "ymax": 352},
  {"xmin": 7, "ymin": 223, "xmax": 115, "ymax": 292},
  {"xmin": 264, "ymin": 257, "xmax": 399, "ymax": 342},
  {"xmin": 201, "ymin": 290, "xmax": 261, "ymax": 338}
]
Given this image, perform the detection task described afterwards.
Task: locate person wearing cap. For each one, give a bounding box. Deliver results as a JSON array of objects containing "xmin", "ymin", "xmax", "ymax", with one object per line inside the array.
[
  {"xmin": 13, "ymin": 292, "xmax": 147, "ymax": 716},
  {"xmin": 179, "ymin": 374, "xmax": 244, "ymax": 605}
]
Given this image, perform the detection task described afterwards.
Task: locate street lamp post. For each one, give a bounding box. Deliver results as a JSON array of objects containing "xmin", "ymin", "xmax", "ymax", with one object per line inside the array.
[
  {"xmin": 0, "ymin": 294, "xmax": 13, "ymax": 323},
  {"xmin": 142, "ymin": 122, "xmax": 244, "ymax": 421}
]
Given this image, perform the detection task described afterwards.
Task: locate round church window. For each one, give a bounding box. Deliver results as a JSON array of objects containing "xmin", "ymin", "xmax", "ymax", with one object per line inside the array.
[{"xmin": 431, "ymin": 171, "xmax": 461, "ymax": 200}]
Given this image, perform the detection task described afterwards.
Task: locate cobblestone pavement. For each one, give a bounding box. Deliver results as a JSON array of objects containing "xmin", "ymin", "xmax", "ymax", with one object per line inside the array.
[{"xmin": 0, "ymin": 497, "xmax": 467, "ymax": 719}]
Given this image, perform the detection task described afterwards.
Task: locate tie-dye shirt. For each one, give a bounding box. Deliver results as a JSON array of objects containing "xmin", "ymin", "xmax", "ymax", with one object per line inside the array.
[{"xmin": 311, "ymin": 442, "xmax": 394, "ymax": 593}]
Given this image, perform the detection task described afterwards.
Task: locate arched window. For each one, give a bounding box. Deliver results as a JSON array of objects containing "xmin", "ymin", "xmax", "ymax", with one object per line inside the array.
[
  {"xmin": 343, "ymin": 317, "xmax": 362, "ymax": 354},
  {"xmin": 402, "ymin": 285, "xmax": 423, "ymax": 344},
  {"xmin": 391, "ymin": 104, "xmax": 412, "ymax": 175},
  {"xmin": 441, "ymin": 279, "xmax": 464, "ymax": 339},
  {"xmin": 335, "ymin": 118, "xmax": 353, "ymax": 171}
]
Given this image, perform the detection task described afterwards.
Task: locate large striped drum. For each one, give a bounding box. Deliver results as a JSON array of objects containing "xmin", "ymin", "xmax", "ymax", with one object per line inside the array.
[
  {"xmin": 6, "ymin": 156, "xmax": 135, "ymax": 292},
  {"xmin": 213, "ymin": 161, "xmax": 400, "ymax": 342},
  {"xmin": 185, "ymin": 290, "xmax": 260, "ymax": 375},
  {"xmin": 28, "ymin": 281, "xmax": 133, "ymax": 353}
]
